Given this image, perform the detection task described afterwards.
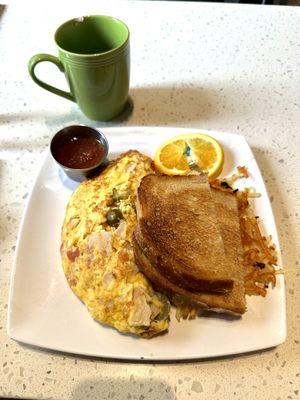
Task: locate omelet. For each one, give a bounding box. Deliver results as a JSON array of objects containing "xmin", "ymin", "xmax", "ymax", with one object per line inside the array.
[{"xmin": 61, "ymin": 150, "xmax": 170, "ymax": 337}]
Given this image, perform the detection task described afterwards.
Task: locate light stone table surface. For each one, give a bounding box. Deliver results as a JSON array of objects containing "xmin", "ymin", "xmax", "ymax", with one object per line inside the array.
[{"xmin": 0, "ymin": 1, "xmax": 300, "ymax": 399}]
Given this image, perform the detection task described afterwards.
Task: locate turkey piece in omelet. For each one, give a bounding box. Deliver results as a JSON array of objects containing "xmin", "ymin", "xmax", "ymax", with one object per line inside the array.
[{"xmin": 61, "ymin": 150, "xmax": 170, "ymax": 337}]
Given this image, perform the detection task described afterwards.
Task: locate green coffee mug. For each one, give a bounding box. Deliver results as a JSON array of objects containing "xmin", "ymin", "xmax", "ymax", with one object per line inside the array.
[{"xmin": 28, "ymin": 15, "xmax": 130, "ymax": 121}]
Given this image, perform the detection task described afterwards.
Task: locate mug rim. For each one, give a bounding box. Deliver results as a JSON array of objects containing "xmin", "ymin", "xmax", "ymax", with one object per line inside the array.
[{"xmin": 54, "ymin": 15, "xmax": 130, "ymax": 58}]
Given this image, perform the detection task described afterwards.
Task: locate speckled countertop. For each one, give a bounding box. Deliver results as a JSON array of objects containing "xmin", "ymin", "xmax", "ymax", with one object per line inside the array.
[{"xmin": 0, "ymin": 1, "xmax": 300, "ymax": 399}]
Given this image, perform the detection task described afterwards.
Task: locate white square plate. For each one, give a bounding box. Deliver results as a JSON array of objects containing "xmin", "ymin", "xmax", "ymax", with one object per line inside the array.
[{"xmin": 7, "ymin": 127, "xmax": 286, "ymax": 360}]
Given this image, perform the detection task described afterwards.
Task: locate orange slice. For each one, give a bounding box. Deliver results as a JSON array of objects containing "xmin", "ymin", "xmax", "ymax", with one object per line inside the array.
[{"xmin": 154, "ymin": 133, "xmax": 224, "ymax": 179}]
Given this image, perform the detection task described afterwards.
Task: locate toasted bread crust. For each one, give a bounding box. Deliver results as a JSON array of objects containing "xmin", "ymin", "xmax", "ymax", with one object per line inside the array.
[
  {"xmin": 133, "ymin": 234, "xmax": 246, "ymax": 315},
  {"xmin": 136, "ymin": 174, "xmax": 234, "ymax": 293},
  {"xmin": 210, "ymin": 188, "xmax": 246, "ymax": 313},
  {"xmin": 135, "ymin": 225, "xmax": 233, "ymax": 293},
  {"xmin": 133, "ymin": 174, "xmax": 247, "ymax": 315}
]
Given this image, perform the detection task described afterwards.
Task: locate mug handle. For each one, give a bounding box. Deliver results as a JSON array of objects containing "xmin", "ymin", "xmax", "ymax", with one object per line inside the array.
[{"xmin": 28, "ymin": 54, "xmax": 75, "ymax": 102}]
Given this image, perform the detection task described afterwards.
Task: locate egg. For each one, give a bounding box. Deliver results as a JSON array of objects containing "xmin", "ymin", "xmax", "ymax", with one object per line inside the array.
[{"xmin": 61, "ymin": 150, "xmax": 170, "ymax": 337}]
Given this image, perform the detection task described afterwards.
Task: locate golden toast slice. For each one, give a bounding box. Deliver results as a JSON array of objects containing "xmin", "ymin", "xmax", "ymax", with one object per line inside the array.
[
  {"xmin": 135, "ymin": 174, "xmax": 234, "ymax": 294},
  {"xmin": 133, "ymin": 174, "xmax": 246, "ymax": 315}
]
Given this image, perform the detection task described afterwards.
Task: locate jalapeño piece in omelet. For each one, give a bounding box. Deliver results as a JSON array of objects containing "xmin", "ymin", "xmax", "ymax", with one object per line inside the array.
[{"xmin": 61, "ymin": 150, "xmax": 170, "ymax": 337}]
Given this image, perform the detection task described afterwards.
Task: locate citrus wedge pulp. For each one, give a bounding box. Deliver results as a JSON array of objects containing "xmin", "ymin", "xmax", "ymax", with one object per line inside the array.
[{"xmin": 154, "ymin": 133, "xmax": 224, "ymax": 179}]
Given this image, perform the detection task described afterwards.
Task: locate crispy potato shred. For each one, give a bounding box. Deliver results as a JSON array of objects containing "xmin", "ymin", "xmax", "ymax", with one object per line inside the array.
[
  {"xmin": 175, "ymin": 304, "xmax": 199, "ymax": 322},
  {"xmin": 238, "ymin": 193, "xmax": 277, "ymax": 296},
  {"xmin": 173, "ymin": 166, "xmax": 278, "ymax": 320}
]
